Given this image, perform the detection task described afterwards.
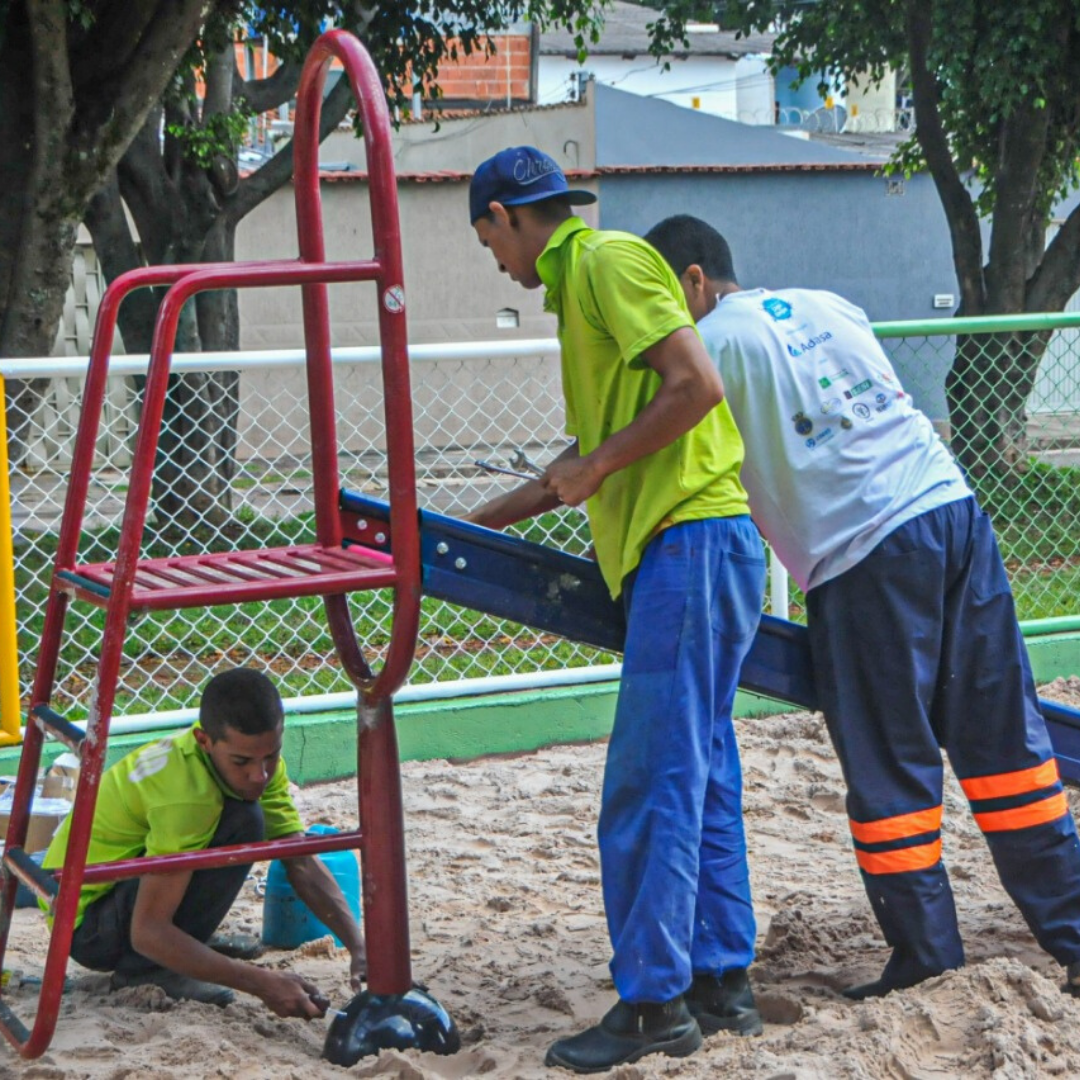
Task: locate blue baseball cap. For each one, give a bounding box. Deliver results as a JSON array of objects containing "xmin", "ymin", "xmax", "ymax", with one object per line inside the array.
[{"xmin": 469, "ymin": 146, "xmax": 596, "ymax": 224}]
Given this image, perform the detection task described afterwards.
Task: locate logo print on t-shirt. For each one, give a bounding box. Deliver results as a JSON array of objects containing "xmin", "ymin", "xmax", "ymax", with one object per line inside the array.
[
  {"xmin": 763, "ymin": 298, "xmax": 793, "ymax": 321},
  {"xmin": 818, "ymin": 368, "xmax": 849, "ymax": 389},
  {"xmin": 844, "ymin": 378, "xmax": 873, "ymax": 399},
  {"xmin": 805, "ymin": 427, "xmax": 835, "ymax": 450},
  {"xmin": 792, "ymin": 411, "xmax": 814, "ymax": 436}
]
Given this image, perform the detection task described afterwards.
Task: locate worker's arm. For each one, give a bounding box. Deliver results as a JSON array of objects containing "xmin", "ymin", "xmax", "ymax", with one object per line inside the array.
[
  {"xmin": 463, "ymin": 441, "xmax": 578, "ymax": 530},
  {"xmin": 540, "ymin": 327, "xmax": 723, "ymax": 509},
  {"xmin": 129, "ymin": 870, "xmax": 324, "ymax": 1018},
  {"xmin": 283, "ymin": 851, "xmax": 366, "ymax": 990}
]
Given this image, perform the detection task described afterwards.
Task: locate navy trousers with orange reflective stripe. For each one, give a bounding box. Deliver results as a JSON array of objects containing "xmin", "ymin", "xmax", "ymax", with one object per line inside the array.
[
  {"xmin": 807, "ymin": 497, "xmax": 1080, "ymax": 987},
  {"xmin": 600, "ymin": 517, "xmax": 766, "ymax": 1003}
]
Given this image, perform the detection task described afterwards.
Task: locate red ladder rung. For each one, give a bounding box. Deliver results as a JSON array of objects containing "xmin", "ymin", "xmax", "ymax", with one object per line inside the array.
[
  {"xmin": 76, "ymin": 829, "xmax": 365, "ymax": 885},
  {"xmin": 61, "ymin": 546, "xmax": 398, "ymax": 611}
]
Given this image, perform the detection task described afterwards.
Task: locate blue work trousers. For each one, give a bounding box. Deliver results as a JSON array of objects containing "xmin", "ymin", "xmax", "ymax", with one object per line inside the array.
[
  {"xmin": 599, "ymin": 516, "xmax": 766, "ymax": 1003},
  {"xmin": 808, "ymin": 497, "xmax": 1080, "ymax": 985}
]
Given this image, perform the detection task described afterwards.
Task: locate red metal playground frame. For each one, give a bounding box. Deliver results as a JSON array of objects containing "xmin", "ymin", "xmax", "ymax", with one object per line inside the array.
[{"xmin": 0, "ymin": 30, "xmax": 453, "ymax": 1061}]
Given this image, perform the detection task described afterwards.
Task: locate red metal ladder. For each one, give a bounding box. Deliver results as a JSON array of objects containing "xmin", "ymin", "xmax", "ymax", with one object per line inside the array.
[{"xmin": 0, "ymin": 30, "xmax": 431, "ymax": 1059}]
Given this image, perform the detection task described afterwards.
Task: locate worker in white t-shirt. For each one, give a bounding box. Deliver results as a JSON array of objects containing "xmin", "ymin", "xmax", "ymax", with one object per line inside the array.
[{"xmin": 645, "ymin": 213, "xmax": 1080, "ymax": 1002}]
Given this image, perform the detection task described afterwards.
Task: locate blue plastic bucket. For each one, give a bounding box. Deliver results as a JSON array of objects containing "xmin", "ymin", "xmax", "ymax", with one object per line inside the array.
[{"xmin": 261, "ymin": 825, "xmax": 361, "ymax": 948}]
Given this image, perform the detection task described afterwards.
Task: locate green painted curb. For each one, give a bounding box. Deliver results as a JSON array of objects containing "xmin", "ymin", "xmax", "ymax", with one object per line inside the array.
[{"xmin": 4, "ymin": 624, "xmax": 1077, "ymax": 786}]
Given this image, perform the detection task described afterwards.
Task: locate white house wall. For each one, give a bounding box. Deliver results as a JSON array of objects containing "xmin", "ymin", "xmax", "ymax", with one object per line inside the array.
[
  {"xmin": 538, "ymin": 54, "xmax": 774, "ymax": 122},
  {"xmin": 734, "ymin": 56, "xmax": 775, "ymax": 125},
  {"xmin": 843, "ymin": 71, "xmax": 898, "ymax": 133}
]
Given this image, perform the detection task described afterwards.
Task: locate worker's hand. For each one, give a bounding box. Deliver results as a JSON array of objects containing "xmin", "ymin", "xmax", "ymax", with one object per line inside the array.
[
  {"xmin": 541, "ymin": 455, "xmax": 604, "ymax": 508},
  {"xmin": 349, "ymin": 945, "xmax": 366, "ymax": 991},
  {"xmin": 257, "ymin": 971, "xmax": 326, "ymax": 1019}
]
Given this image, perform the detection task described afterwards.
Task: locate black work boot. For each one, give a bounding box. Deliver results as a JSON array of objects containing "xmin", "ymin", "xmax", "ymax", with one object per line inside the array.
[
  {"xmin": 685, "ymin": 969, "xmax": 763, "ymax": 1036},
  {"xmin": 842, "ymin": 947, "xmax": 959, "ymax": 1001},
  {"xmin": 544, "ymin": 996, "xmax": 702, "ymax": 1074}
]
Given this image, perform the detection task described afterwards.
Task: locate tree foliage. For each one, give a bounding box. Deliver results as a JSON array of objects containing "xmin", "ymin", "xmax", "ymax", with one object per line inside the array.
[
  {"xmin": 651, "ymin": 0, "xmax": 1080, "ymax": 477},
  {"xmin": 666, "ymin": 0, "xmax": 1080, "ymax": 316},
  {"xmin": 0, "ymin": 0, "xmax": 679, "ymax": 367}
]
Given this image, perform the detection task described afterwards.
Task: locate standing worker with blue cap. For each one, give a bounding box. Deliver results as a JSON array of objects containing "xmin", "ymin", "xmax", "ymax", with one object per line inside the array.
[{"xmin": 464, "ymin": 146, "xmax": 767, "ymax": 1073}]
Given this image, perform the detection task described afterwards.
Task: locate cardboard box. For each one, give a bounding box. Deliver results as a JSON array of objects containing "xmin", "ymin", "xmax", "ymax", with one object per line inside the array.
[
  {"xmin": 40, "ymin": 773, "xmax": 75, "ymax": 800},
  {"xmin": 47, "ymin": 752, "xmax": 81, "ymax": 785},
  {"xmin": 47, "ymin": 753, "xmax": 81, "ymax": 778},
  {"xmin": 0, "ymin": 797, "xmax": 72, "ymax": 854}
]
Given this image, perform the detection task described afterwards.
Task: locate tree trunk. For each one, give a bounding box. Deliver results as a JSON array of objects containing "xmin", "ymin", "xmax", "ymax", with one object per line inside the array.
[
  {"xmin": 197, "ymin": 216, "xmax": 242, "ymax": 490},
  {"xmin": 92, "ymin": 102, "xmax": 242, "ymax": 537},
  {"xmin": 0, "ymin": 10, "xmax": 79, "ymax": 469},
  {"xmin": 1, "ymin": 0, "xmax": 211, "ymax": 476},
  {"xmin": 147, "ymin": 110, "xmax": 241, "ymax": 536},
  {"xmin": 945, "ymin": 330, "xmax": 1050, "ymax": 483},
  {"xmin": 0, "ymin": 192, "xmax": 80, "ymax": 468}
]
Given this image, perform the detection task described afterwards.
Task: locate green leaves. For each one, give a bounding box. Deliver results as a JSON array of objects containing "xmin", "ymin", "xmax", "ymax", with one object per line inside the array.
[{"xmin": 165, "ymin": 101, "xmax": 253, "ymax": 168}]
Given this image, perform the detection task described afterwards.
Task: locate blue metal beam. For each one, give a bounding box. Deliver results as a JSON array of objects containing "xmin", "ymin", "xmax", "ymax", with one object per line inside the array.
[{"xmin": 338, "ymin": 490, "xmax": 1080, "ymax": 781}]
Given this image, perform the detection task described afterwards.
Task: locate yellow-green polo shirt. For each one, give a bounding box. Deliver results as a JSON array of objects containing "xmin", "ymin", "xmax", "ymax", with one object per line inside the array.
[
  {"xmin": 43, "ymin": 725, "xmax": 302, "ymax": 927},
  {"xmin": 537, "ymin": 217, "xmax": 749, "ymax": 597}
]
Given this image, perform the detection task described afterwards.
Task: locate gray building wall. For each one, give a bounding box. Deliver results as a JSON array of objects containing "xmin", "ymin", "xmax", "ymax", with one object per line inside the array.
[
  {"xmin": 237, "ymin": 179, "xmax": 572, "ymax": 348},
  {"xmin": 599, "ymin": 171, "xmax": 956, "ymax": 321},
  {"xmin": 598, "ymin": 170, "xmax": 959, "ymax": 418}
]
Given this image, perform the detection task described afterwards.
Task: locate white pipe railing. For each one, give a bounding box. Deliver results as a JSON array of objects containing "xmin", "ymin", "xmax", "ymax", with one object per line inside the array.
[
  {"xmin": 13, "ymin": 664, "xmax": 626, "ymax": 742},
  {"xmin": 0, "ymin": 339, "xmax": 562, "ymax": 379}
]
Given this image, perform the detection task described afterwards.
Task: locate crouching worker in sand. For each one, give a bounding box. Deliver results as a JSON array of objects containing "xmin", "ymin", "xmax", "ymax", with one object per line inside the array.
[
  {"xmin": 645, "ymin": 213, "xmax": 1080, "ymax": 1002},
  {"xmin": 466, "ymin": 147, "xmax": 766, "ymax": 1073},
  {"xmin": 43, "ymin": 668, "xmax": 364, "ymax": 1016}
]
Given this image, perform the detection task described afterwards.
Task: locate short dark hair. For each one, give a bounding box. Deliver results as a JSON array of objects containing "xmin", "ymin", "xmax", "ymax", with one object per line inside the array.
[
  {"xmin": 199, "ymin": 668, "xmax": 284, "ymax": 741},
  {"xmin": 474, "ymin": 194, "xmax": 575, "ymax": 226},
  {"xmin": 644, "ymin": 215, "xmax": 737, "ymax": 283}
]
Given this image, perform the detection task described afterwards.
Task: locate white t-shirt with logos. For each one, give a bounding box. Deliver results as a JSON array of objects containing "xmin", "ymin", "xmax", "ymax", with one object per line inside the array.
[{"xmin": 698, "ymin": 287, "xmax": 971, "ymax": 592}]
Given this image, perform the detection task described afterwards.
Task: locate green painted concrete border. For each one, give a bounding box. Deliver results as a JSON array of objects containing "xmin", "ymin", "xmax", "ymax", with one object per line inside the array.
[{"xmin": 3, "ymin": 622, "xmax": 1078, "ymax": 787}]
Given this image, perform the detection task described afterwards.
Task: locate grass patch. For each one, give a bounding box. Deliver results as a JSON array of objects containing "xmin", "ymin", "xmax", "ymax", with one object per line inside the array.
[
  {"xmin": 974, "ymin": 460, "xmax": 1080, "ymax": 565},
  {"xmin": 13, "ymin": 463, "xmax": 1079, "ymax": 717}
]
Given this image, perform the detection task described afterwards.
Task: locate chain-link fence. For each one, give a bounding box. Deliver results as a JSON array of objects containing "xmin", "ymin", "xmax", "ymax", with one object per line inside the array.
[
  {"xmin": 5, "ymin": 313, "xmax": 1080, "ymax": 721},
  {"xmin": 877, "ymin": 315, "xmax": 1080, "ymax": 627},
  {"xmin": 6, "ymin": 343, "xmax": 607, "ymax": 720}
]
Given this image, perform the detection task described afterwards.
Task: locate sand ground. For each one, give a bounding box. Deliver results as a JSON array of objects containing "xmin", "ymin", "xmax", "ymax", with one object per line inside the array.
[{"xmin": 3, "ymin": 676, "xmax": 1080, "ymax": 1079}]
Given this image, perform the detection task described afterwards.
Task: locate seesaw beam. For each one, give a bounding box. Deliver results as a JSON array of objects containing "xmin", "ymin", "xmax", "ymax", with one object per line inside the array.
[{"xmin": 339, "ymin": 490, "xmax": 1080, "ymax": 782}]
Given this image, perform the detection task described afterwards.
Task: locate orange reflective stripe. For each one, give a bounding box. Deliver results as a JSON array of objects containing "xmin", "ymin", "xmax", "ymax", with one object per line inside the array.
[
  {"xmin": 855, "ymin": 840, "xmax": 942, "ymax": 876},
  {"xmin": 960, "ymin": 759, "xmax": 1060, "ymax": 802},
  {"xmin": 973, "ymin": 792, "xmax": 1068, "ymax": 833},
  {"xmin": 849, "ymin": 805, "xmax": 942, "ymax": 845}
]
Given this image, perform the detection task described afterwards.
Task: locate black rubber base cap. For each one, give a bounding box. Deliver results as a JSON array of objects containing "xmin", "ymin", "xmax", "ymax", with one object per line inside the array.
[{"xmin": 322, "ymin": 986, "xmax": 461, "ymax": 1066}]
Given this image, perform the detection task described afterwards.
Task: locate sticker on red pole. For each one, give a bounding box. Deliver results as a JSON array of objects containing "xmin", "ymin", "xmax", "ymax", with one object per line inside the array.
[{"xmin": 383, "ymin": 285, "xmax": 405, "ymax": 313}]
